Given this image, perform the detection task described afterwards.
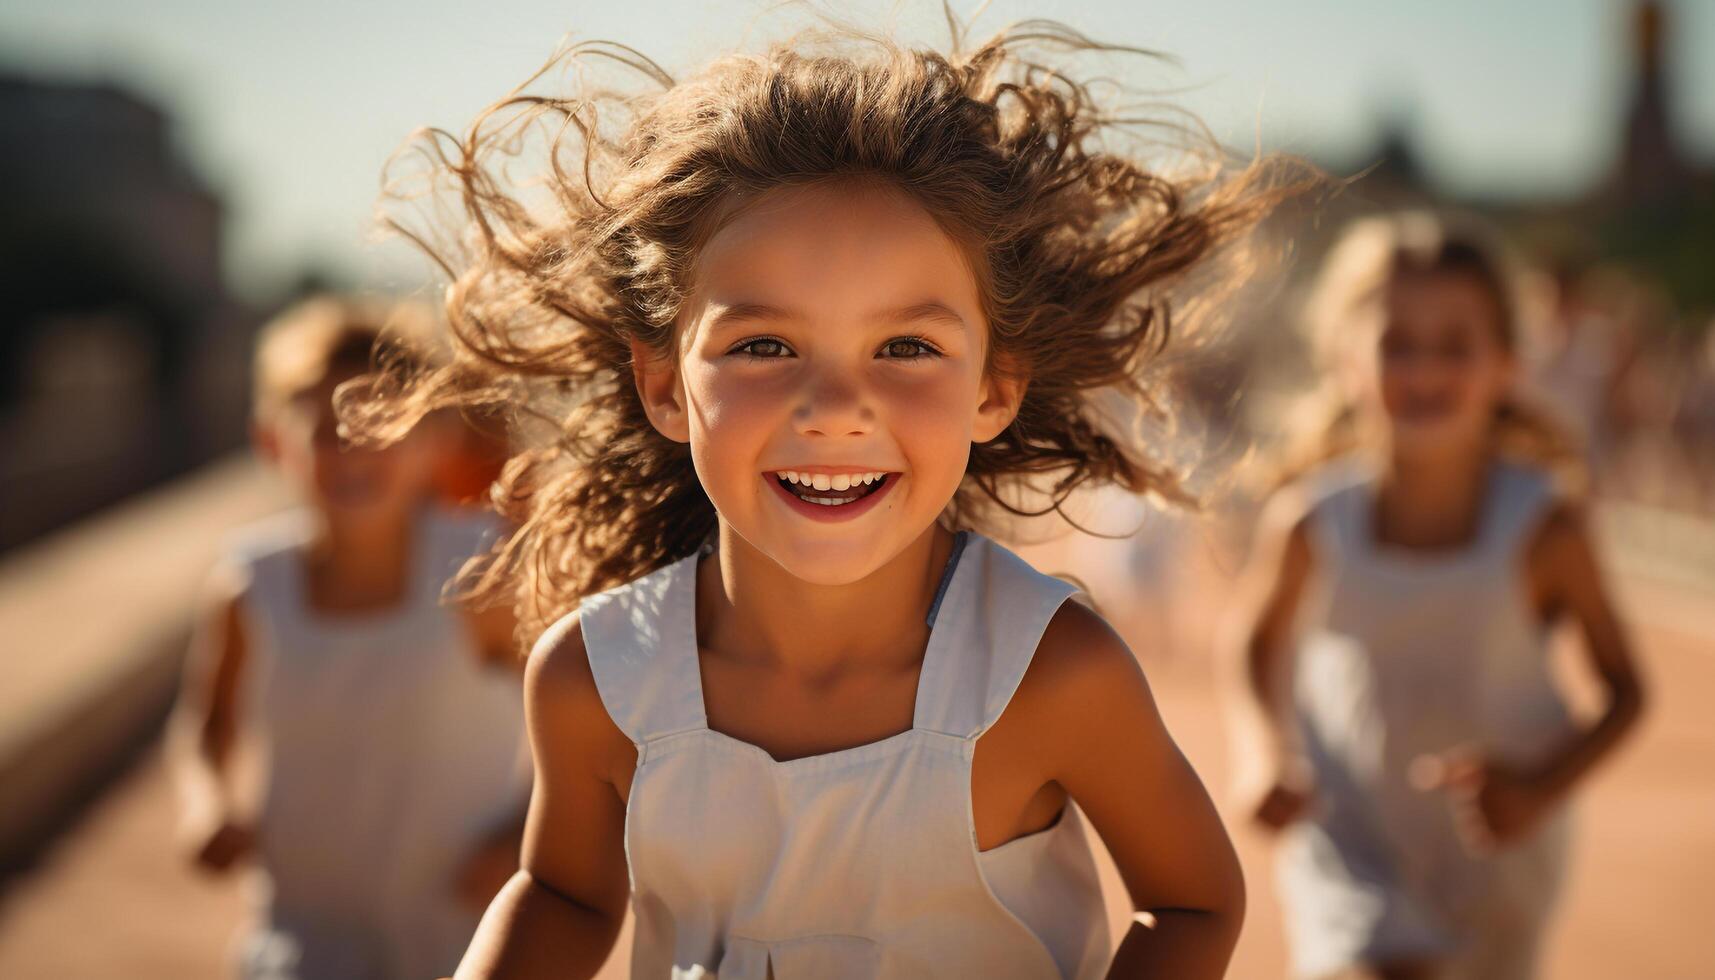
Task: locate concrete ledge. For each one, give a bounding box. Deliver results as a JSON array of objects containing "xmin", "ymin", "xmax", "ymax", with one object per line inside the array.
[{"xmin": 0, "ymin": 456, "xmax": 286, "ymax": 871}]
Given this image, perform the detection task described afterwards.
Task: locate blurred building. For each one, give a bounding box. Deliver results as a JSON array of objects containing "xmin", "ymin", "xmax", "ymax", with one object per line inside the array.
[
  {"xmin": 1608, "ymin": 0, "xmax": 1701, "ymax": 211},
  {"xmin": 0, "ymin": 74, "xmax": 259, "ymax": 552},
  {"xmin": 1332, "ymin": 0, "xmax": 1711, "ymax": 298}
]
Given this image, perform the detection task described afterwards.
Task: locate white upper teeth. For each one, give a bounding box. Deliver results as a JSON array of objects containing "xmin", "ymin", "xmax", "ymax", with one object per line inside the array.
[{"xmin": 776, "ymin": 470, "xmax": 886, "ymax": 489}]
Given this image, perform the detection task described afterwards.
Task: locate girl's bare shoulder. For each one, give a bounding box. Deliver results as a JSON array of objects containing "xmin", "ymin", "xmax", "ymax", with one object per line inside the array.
[
  {"xmin": 1004, "ymin": 600, "xmax": 1157, "ymax": 746},
  {"xmin": 1522, "ymin": 496, "xmax": 1603, "ymax": 595},
  {"xmin": 1032, "ymin": 600, "xmax": 1140, "ymax": 691},
  {"xmin": 982, "ymin": 597, "xmax": 1198, "ymax": 803},
  {"xmin": 526, "ymin": 613, "xmax": 590, "ymax": 683},
  {"xmin": 196, "ymin": 555, "xmax": 255, "ymax": 645},
  {"xmin": 1524, "ymin": 496, "xmax": 1591, "ymax": 558}
]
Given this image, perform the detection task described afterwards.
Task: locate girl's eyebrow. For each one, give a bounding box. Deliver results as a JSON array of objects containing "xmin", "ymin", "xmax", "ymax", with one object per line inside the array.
[
  {"xmin": 706, "ymin": 302, "xmax": 795, "ymax": 333},
  {"xmin": 881, "ymin": 301, "xmax": 968, "ymax": 331},
  {"xmin": 704, "ymin": 299, "xmax": 969, "ymax": 334}
]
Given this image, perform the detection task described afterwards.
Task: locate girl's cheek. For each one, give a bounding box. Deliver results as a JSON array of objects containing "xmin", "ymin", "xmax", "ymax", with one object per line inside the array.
[
  {"xmin": 880, "ymin": 372, "xmax": 977, "ymax": 446},
  {"xmin": 881, "ymin": 369, "xmax": 964, "ymax": 411},
  {"xmin": 685, "ymin": 360, "xmax": 784, "ymax": 435},
  {"xmin": 884, "ymin": 375, "xmax": 982, "ymax": 505}
]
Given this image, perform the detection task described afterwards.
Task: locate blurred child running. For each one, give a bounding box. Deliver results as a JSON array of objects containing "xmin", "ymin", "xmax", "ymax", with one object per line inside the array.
[
  {"xmin": 1231, "ymin": 214, "xmax": 1647, "ymax": 980},
  {"xmin": 170, "ymin": 296, "xmax": 530, "ymax": 980}
]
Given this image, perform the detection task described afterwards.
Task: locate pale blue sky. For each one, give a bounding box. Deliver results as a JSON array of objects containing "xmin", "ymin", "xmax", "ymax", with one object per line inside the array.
[{"xmin": 3, "ymin": 0, "xmax": 1711, "ymax": 301}]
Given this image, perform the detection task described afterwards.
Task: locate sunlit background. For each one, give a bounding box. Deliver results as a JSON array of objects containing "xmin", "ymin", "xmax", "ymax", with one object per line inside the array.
[{"xmin": 1, "ymin": 1, "xmax": 1710, "ymax": 977}]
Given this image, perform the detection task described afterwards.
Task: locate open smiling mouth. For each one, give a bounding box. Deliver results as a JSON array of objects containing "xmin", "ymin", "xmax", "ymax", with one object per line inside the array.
[{"xmin": 773, "ymin": 470, "xmax": 892, "ymax": 507}]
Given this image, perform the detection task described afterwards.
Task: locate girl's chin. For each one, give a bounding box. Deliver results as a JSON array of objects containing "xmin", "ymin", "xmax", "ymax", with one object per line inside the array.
[
  {"xmin": 735, "ymin": 522, "xmax": 939, "ymax": 587},
  {"xmin": 754, "ymin": 531, "xmax": 902, "ymax": 584},
  {"xmin": 714, "ymin": 475, "xmax": 954, "ymax": 583},
  {"xmin": 1387, "ymin": 426, "xmax": 1489, "ymax": 457}
]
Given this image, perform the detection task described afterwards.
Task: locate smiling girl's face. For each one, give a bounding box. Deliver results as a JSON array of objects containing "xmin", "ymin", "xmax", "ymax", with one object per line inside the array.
[
  {"xmin": 632, "ymin": 181, "xmax": 1023, "ymax": 584},
  {"xmin": 1360, "ymin": 268, "xmax": 1516, "ymax": 460}
]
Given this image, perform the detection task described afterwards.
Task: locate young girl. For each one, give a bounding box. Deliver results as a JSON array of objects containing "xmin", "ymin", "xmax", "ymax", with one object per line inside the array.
[
  {"xmin": 171, "ymin": 298, "xmax": 530, "ymax": 980},
  {"xmin": 357, "ymin": 21, "xmax": 1299, "ymax": 979},
  {"xmin": 1232, "ymin": 214, "xmax": 1647, "ymax": 980}
]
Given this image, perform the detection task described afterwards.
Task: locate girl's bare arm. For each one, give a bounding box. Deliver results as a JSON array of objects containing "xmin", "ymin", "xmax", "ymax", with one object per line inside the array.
[
  {"xmin": 1221, "ymin": 494, "xmax": 1318, "ymax": 832},
  {"xmin": 1523, "ymin": 501, "xmax": 1647, "ymax": 802},
  {"xmin": 1019, "ymin": 603, "xmax": 1246, "ymax": 979},
  {"xmin": 1232, "ymin": 496, "xmax": 1314, "ymax": 770},
  {"xmin": 454, "ymin": 617, "xmax": 633, "ymax": 979},
  {"xmin": 167, "ymin": 565, "xmax": 253, "ymax": 870}
]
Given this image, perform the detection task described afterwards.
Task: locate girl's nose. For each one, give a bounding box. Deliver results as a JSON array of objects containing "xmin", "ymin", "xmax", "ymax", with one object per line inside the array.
[{"xmin": 791, "ymin": 370, "xmax": 875, "ymax": 438}]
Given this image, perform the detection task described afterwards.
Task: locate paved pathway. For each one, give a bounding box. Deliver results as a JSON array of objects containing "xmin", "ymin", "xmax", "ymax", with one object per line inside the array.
[{"xmin": 0, "ymin": 508, "xmax": 1709, "ymax": 978}]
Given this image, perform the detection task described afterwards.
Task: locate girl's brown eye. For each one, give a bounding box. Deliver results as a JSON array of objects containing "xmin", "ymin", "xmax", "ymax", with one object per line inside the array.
[
  {"xmin": 734, "ymin": 338, "xmax": 790, "ymax": 358},
  {"xmin": 880, "ymin": 337, "xmax": 939, "ymax": 359}
]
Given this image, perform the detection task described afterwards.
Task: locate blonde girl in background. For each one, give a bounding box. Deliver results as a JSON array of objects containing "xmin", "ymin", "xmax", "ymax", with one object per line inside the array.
[
  {"xmin": 1231, "ymin": 214, "xmax": 1647, "ymax": 980},
  {"xmin": 351, "ymin": 15, "xmax": 1312, "ymax": 980},
  {"xmin": 171, "ymin": 298, "xmax": 529, "ymax": 980}
]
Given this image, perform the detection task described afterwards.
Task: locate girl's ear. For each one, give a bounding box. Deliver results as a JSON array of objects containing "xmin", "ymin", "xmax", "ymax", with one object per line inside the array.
[
  {"xmin": 972, "ymin": 361, "xmax": 1028, "ymax": 443},
  {"xmin": 630, "ymin": 340, "xmax": 692, "ymax": 444}
]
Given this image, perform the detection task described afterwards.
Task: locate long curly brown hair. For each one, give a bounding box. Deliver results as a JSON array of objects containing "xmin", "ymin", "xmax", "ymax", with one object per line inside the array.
[{"xmin": 343, "ymin": 18, "xmax": 1306, "ymax": 638}]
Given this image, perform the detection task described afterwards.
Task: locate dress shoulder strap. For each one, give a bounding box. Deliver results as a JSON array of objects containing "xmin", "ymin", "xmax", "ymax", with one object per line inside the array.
[
  {"xmin": 223, "ymin": 508, "xmax": 316, "ymax": 623},
  {"xmin": 576, "ymin": 550, "xmax": 708, "ymax": 745},
  {"xmin": 1480, "ymin": 460, "xmax": 1560, "ymax": 556},
  {"xmin": 912, "ymin": 535, "xmax": 1079, "ymax": 740},
  {"xmin": 1286, "ymin": 456, "xmax": 1375, "ymax": 562}
]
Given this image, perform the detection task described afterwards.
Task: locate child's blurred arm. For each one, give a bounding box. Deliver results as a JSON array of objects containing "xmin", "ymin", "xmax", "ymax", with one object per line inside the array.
[
  {"xmin": 454, "ymin": 618, "xmax": 632, "ymax": 980},
  {"xmin": 1524, "ymin": 503, "xmax": 1647, "ymax": 798},
  {"xmin": 1428, "ymin": 501, "xmax": 1648, "ymax": 846},
  {"xmin": 1227, "ymin": 495, "xmax": 1316, "ymax": 829},
  {"xmin": 1007, "ymin": 603, "xmax": 1245, "ymax": 980},
  {"xmin": 167, "ymin": 564, "xmax": 256, "ymax": 872}
]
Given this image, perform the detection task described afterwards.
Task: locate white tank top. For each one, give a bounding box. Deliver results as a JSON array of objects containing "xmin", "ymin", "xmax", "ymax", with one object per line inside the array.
[
  {"xmin": 230, "ymin": 507, "xmax": 529, "ymax": 980},
  {"xmin": 575, "ymin": 533, "xmax": 1112, "ymax": 979},
  {"xmin": 1286, "ymin": 457, "xmax": 1577, "ymax": 910}
]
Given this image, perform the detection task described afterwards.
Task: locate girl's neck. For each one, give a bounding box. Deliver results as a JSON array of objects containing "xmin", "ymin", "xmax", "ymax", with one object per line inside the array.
[
  {"xmin": 303, "ymin": 505, "xmax": 418, "ymax": 612},
  {"xmin": 700, "ymin": 523, "xmax": 958, "ymax": 678},
  {"xmin": 1373, "ymin": 442, "xmax": 1494, "ymax": 551}
]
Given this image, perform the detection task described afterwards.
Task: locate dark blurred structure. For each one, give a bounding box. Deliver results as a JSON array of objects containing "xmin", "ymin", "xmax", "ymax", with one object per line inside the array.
[
  {"xmin": 1608, "ymin": 0, "xmax": 1700, "ymax": 211},
  {"xmin": 1318, "ymin": 1, "xmax": 1712, "ymax": 276},
  {"xmin": 0, "ymin": 74, "xmax": 259, "ymax": 553}
]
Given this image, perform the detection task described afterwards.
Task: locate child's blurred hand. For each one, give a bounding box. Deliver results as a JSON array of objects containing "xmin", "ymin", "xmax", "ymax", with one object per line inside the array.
[
  {"xmin": 187, "ymin": 819, "xmax": 256, "ymax": 873},
  {"xmin": 1413, "ymin": 750, "xmax": 1557, "ymax": 852}
]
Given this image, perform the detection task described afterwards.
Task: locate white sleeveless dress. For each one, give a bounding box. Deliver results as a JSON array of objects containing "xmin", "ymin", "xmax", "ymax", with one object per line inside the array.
[
  {"xmin": 1277, "ymin": 458, "xmax": 1577, "ymax": 980},
  {"xmin": 574, "ymin": 532, "xmax": 1112, "ymax": 978},
  {"xmin": 227, "ymin": 507, "xmax": 529, "ymax": 980}
]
